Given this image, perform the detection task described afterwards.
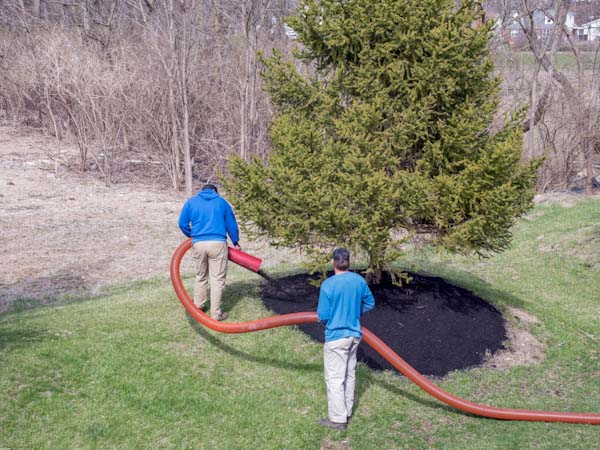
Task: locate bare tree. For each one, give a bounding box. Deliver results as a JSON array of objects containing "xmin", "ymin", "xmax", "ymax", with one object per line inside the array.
[
  {"xmin": 491, "ymin": 0, "xmax": 600, "ymax": 192},
  {"xmin": 0, "ymin": 0, "xmax": 293, "ymax": 190}
]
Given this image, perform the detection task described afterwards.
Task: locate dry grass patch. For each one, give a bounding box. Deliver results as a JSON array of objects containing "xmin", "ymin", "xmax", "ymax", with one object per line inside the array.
[{"xmin": 484, "ymin": 307, "xmax": 545, "ymax": 371}]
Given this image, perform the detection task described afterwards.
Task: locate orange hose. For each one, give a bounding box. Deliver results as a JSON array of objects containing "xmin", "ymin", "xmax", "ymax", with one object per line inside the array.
[{"xmin": 170, "ymin": 239, "xmax": 600, "ymax": 424}]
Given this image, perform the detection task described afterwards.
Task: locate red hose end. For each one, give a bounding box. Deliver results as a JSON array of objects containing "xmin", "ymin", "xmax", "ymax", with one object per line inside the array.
[{"xmin": 228, "ymin": 247, "xmax": 262, "ymax": 273}]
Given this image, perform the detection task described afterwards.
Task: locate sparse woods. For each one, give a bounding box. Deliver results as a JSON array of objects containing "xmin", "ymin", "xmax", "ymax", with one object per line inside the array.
[
  {"xmin": 0, "ymin": 0, "xmax": 598, "ymax": 195},
  {"xmin": 491, "ymin": 0, "xmax": 600, "ymax": 193},
  {"xmin": 0, "ymin": 0, "xmax": 288, "ymax": 194}
]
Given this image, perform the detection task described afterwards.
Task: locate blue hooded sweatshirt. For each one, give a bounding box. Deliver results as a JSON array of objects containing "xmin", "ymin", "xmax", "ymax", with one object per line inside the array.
[
  {"xmin": 178, "ymin": 189, "xmax": 240, "ymax": 245},
  {"xmin": 317, "ymin": 272, "xmax": 375, "ymax": 342}
]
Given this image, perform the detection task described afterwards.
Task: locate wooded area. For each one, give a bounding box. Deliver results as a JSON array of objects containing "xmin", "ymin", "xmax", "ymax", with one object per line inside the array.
[{"xmin": 0, "ymin": 0, "xmax": 598, "ymax": 194}]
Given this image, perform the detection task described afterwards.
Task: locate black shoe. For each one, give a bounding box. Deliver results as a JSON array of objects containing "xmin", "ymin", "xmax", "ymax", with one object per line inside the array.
[
  {"xmin": 318, "ymin": 418, "xmax": 347, "ymax": 431},
  {"xmin": 215, "ymin": 312, "xmax": 228, "ymax": 321},
  {"xmin": 196, "ymin": 304, "xmax": 208, "ymax": 312}
]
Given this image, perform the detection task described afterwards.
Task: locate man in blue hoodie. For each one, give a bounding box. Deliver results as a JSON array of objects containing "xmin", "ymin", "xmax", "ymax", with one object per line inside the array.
[
  {"xmin": 178, "ymin": 184, "xmax": 240, "ymax": 321},
  {"xmin": 317, "ymin": 248, "xmax": 375, "ymax": 431}
]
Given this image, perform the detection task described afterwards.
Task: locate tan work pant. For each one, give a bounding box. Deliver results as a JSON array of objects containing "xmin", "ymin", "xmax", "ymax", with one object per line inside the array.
[
  {"xmin": 192, "ymin": 240, "xmax": 228, "ymax": 318},
  {"xmin": 324, "ymin": 336, "xmax": 360, "ymax": 423}
]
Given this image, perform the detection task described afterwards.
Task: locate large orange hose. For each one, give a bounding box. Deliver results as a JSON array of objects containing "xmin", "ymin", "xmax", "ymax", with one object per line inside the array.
[{"xmin": 171, "ymin": 239, "xmax": 600, "ymax": 424}]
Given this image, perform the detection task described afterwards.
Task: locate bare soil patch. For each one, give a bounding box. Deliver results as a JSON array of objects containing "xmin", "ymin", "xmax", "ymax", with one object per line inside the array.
[
  {"xmin": 0, "ymin": 126, "xmax": 185, "ymax": 311},
  {"xmin": 484, "ymin": 307, "xmax": 545, "ymax": 370},
  {"xmin": 0, "ymin": 126, "xmax": 304, "ymax": 312}
]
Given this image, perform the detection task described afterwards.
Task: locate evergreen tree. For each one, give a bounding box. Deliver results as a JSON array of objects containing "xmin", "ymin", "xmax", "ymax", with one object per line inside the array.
[{"xmin": 224, "ymin": 0, "xmax": 539, "ymax": 283}]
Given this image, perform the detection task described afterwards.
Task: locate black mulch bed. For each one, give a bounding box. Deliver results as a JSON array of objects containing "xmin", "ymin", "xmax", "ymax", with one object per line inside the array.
[{"xmin": 261, "ymin": 271, "xmax": 506, "ymax": 377}]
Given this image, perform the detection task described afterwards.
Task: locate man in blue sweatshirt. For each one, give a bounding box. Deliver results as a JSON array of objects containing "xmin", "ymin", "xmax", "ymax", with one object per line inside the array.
[
  {"xmin": 317, "ymin": 248, "xmax": 375, "ymax": 430},
  {"xmin": 178, "ymin": 184, "xmax": 240, "ymax": 321}
]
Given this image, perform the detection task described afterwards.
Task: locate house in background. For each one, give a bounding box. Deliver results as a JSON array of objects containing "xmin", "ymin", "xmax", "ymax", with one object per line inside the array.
[
  {"xmin": 483, "ymin": 0, "xmax": 600, "ymax": 48},
  {"xmin": 572, "ymin": 17, "xmax": 600, "ymax": 41},
  {"xmin": 495, "ymin": 9, "xmax": 559, "ymax": 48},
  {"xmin": 281, "ymin": 1, "xmax": 600, "ymax": 46}
]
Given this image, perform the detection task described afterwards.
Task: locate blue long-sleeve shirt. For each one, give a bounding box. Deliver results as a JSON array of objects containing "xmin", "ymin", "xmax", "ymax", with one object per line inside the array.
[
  {"xmin": 317, "ymin": 271, "xmax": 375, "ymax": 342},
  {"xmin": 178, "ymin": 189, "xmax": 240, "ymax": 245}
]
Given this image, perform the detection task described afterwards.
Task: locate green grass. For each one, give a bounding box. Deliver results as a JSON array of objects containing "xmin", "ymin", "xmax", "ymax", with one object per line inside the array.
[
  {"xmin": 495, "ymin": 50, "xmax": 600, "ymax": 71},
  {"xmin": 1, "ymin": 198, "xmax": 600, "ymax": 449}
]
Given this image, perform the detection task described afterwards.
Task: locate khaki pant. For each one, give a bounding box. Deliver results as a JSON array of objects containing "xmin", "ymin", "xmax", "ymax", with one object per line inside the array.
[
  {"xmin": 192, "ymin": 241, "xmax": 228, "ymax": 318},
  {"xmin": 324, "ymin": 336, "xmax": 360, "ymax": 423}
]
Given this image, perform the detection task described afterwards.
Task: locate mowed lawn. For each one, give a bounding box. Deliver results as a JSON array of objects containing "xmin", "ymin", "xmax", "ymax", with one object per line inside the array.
[{"xmin": 1, "ymin": 197, "xmax": 599, "ymax": 449}]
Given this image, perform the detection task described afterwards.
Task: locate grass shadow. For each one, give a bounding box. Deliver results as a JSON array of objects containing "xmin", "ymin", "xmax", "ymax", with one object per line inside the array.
[
  {"xmin": 186, "ymin": 313, "xmax": 321, "ymax": 373},
  {"xmin": 0, "ymin": 327, "xmax": 53, "ymax": 351},
  {"xmin": 1, "ymin": 290, "xmax": 94, "ymax": 316},
  {"xmin": 0, "ymin": 257, "xmax": 119, "ymax": 314},
  {"xmin": 0, "ymin": 273, "xmax": 170, "ymax": 316},
  {"xmin": 371, "ymin": 373, "xmax": 477, "ymax": 418},
  {"xmin": 177, "ymin": 276, "xmax": 263, "ymax": 314},
  {"xmin": 352, "ymin": 365, "xmax": 468, "ymax": 418}
]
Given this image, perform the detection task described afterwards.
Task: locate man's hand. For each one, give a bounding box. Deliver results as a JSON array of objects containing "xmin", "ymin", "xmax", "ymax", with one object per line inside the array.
[{"xmin": 234, "ymin": 244, "xmax": 242, "ymax": 251}]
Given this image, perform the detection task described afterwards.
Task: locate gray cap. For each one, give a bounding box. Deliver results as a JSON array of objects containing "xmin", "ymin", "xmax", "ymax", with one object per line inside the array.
[{"xmin": 332, "ymin": 248, "xmax": 350, "ymax": 263}]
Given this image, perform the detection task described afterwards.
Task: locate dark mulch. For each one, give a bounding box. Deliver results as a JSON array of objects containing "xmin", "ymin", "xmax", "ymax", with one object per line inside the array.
[{"xmin": 261, "ymin": 271, "xmax": 506, "ymax": 377}]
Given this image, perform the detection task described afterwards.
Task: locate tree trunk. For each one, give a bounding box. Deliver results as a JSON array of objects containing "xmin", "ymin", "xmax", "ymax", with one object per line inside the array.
[
  {"xmin": 32, "ymin": 0, "xmax": 41, "ymax": 18},
  {"xmin": 169, "ymin": 83, "xmax": 180, "ymax": 191},
  {"xmin": 167, "ymin": 0, "xmax": 181, "ymax": 192},
  {"xmin": 180, "ymin": 6, "xmax": 193, "ymax": 198},
  {"xmin": 366, "ymin": 252, "xmax": 383, "ymax": 285},
  {"xmin": 585, "ymin": 140, "xmax": 594, "ymax": 194},
  {"xmin": 80, "ymin": 0, "xmax": 90, "ymax": 36},
  {"xmin": 248, "ymin": 42, "xmax": 258, "ymax": 157},
  {"xmin": 240, "ymin": 72, "xmax": 248, "ymax": 160}
]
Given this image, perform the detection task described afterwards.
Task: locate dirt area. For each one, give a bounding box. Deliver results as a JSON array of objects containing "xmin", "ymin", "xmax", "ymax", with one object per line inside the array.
[
  {"xmin": 0, "ymin": 126, "xmax": 187, "ymax": 311},
  {"xmin": 483, "ymin": 307, "xmax": 545, "ymax": 371},
  {"xmin": 0, "ymin": 125, "xmax": 302, "ymax": 312}
]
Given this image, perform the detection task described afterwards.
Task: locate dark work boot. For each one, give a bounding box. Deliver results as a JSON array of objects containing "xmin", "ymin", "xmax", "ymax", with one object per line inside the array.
[{"xmin": 318, "ymin": 418, "xmax": 347, "ymax": 431}]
